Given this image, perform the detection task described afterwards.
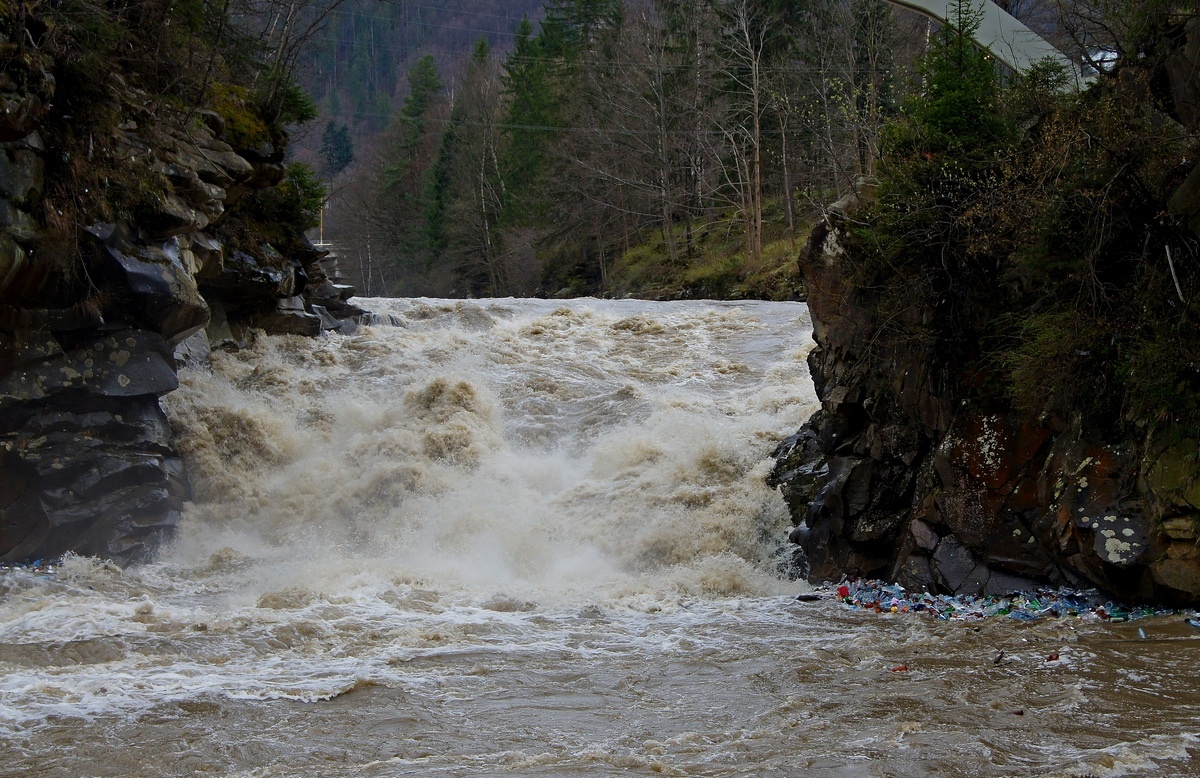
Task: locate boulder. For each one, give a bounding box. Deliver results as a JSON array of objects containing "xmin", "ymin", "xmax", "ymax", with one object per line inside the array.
[
  {"xmin": 169, "ymin": 142, "xmax": 254, "ymax": 192},
  {"xmin": 0, "ymin": 85, "xmax": 52, "ymax": 144},
  {"xmin": 136, "ymin": 191, "xmax": 210, "ymax": 238},
  {"xmin": 248, "ymin": 306, "xmax": 323, "ymax": 337},
  {"xmin": 0, "ymin": 143, "xmax": 44, "ymax": 206},
  {"xmin": 200, "ymin": 248, "xmax": 296, "ymax": 304},
  {"xmin": 310, "ymin": 303, "xmax": 347, "ymax": 332},
  {"xmin": 0, "ymin": 234, "xmax": 26, "ymax": 294},
  {"xmin": 96, "ymin": 238, "xmax": 211, "ymax": 344},
  {"xmin": 0, "ymin": 198, "xmax": 38, "ymax": 242}
]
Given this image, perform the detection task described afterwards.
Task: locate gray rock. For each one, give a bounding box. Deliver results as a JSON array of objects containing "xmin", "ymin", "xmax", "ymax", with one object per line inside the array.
[
  {"xmin": 0, "ymin": 233, "xmax": 27, "ymax": 292},
  {"xmin": 99, "ymin": 241, "xmax": 211, "ymax": 344},
  {"xmin": 0, "ymin": 92, "xmax": 49, "ymax": 143},
  {"xmin": 172, "ymin": 330, "xmax": 210, "ymax": 367},
  {"xmin": 983, "ymin": 569, "xmax": 1045, "ymax": 597},
  {"xmin": 0, "ymin": 329, "xmax": 178, "ymax": 409},
  {"xmin": 201, "ymin": 249, "xmax": 295, "ymax": 302},
  {"xmin": 932, "ymin": 536, "xmax": 980, "ymax": 594},
  {"xmin": 910, "ymin": 519, "xmax": 939, "ymax": 551},
  {"xmin": 136, "ymin": 191, "xmax": 209, "ymax": 238},
  {"xmin": 169, "ymin": 143, "xmax": 253, "ymax": 191},
  {"xmin": 249, "ymin": 308, "xmax": 322, "ymax": 337},
  {"xmin": 895, "ymin": 554, "xmax": 936, "ymax": 592},
  {"xmin": 0, "ymin": 199, "xmax": 37, "ymax": 242},
  {"xmin": 1088, "ymin": 514, "xmax": 1150, "ymax": 568},
  {"xmin": 196, "ymin": 110, "xmax": 225, "ymax": 137},
  {"xmin": 187, "ymin": 232, "xmax": 224, "ymax": 279},
  {"xmin": 311, "ymin": 304, "xmax": 357, "ymax": 334},
  {"xmin": 0, "ymin": 395, "xmax": 187, "ymax": 565},
  {"xmin": 0, "ymin": 144, "xmax": 44, "ymax": 205}
]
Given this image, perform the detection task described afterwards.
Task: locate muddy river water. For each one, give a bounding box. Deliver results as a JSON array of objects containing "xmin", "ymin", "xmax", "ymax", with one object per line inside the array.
[{"xmin": 1, "ymin": 299, "xmax": 1196, "ymax": 777}]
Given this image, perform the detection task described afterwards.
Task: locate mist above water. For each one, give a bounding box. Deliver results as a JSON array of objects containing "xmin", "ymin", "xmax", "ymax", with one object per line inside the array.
[{"xmin": 163, "ymin": 298, "xmax": 817, "ymax": 601}]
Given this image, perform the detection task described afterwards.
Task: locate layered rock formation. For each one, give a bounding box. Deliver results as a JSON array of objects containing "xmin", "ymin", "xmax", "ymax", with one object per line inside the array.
[
  {"xmin": 0, "ymin": 11, "xmax": 362, "ymax": 564},
  {"xmin": 773, "ymin": 197, "xmax": 1200, "ymax": 603},
  {"xmin": 772, "ymin": 24, "xmax": 1200, "ymax": 604}
]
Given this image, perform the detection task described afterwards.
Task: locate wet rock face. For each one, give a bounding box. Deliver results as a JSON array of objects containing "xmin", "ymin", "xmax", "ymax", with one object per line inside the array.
[
  {"xmin": 0, "ymin": 330, "xmax": 187, "ymax": 563},
  {"xmin": 772, "ymin": 207, "xmax": 1200, "ymax": 605},
  {"xmin": 0, "ymin": 11, "xmax": 363, "ymax": 565}
]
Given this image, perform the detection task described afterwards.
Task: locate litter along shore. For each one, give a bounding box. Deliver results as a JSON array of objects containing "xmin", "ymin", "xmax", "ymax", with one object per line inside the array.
[{"xmin": 797, "ymin": 578, "xmax": 1200, "ymax": 626}]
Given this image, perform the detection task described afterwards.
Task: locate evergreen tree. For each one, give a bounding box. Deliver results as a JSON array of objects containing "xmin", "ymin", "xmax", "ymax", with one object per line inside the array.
[
  {"xmin": 380, "ymin": 54, "xmax": 449, "ymax": 286},
  {"xmin": 499, "ymin": 17, "xmax": 559, "ymax": 222},
  {"xmin": 319, "ymin": 121, "xmax": 354, "ymax": 177},
  {"xmin": 910, "ymin": 0, "xmax": 1005, "ymax": 153},
  {"xmin": 542, "ymin": 0, "xmax": 624, "ymax": 53},
  {"xmin": 439, "ymin": 38, "xmax": 509, "ymax": 294}
]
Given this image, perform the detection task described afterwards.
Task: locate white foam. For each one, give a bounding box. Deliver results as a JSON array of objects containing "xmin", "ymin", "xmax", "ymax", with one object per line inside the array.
[{"xmin": 1, "ymin": 298, "xmax": 818, "ymax": 731}]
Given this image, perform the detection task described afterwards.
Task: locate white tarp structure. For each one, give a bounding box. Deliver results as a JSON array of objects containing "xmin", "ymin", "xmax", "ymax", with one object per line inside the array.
[{"xmin": 890, "ymin": 0, "xmax": 1089, "ymax": 84}]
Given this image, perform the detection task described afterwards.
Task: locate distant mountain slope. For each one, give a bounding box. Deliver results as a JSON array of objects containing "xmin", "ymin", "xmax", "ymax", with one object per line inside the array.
[{"xmin": 303, "ymin": 0, "xmax": 544, "ymax": 136}]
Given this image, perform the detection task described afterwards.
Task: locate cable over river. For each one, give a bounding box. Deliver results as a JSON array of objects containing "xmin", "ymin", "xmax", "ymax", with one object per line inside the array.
[{"xmin": 0, "ymin": 298, "xmax": 1197, "ymax": 776}]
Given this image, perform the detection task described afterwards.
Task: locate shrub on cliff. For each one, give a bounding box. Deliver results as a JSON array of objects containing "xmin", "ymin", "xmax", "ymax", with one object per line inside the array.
[
  {"xmin": 1, "ymin": 0, "xmax": 333, "ymax": 311},
  {"xmin": 853, "ymin": 0, "xmax": 1017, "ymax": 372},
  {"xmin": 995, "ymin": 73, "xmax": 1197, "ymax": 435},
  {"xmin": 237, "ymin": 162, "xmax": 326, "ymax": 251},
  {"xmin": 856, "ymin": 2, "xmax": 1199, "ymax": 448}
]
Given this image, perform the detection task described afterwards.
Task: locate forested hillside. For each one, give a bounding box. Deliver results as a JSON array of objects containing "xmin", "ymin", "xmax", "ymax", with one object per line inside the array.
[
  {"xmin": 302, "ymin": 0, "xmax": 544, "ymax": 137},
  {"xmin": 315, "ymin": 0, "xmax": 940, "ymax": 298}
]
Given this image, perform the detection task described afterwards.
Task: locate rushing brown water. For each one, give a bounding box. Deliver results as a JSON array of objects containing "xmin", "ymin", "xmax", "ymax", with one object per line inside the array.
[{"xmin": 1, "ymin": 299, "xmax": 1197, "ymax": 777}]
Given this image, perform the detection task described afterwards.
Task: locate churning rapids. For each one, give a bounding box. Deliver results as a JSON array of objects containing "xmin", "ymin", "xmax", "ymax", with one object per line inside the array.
[{"xmin": 1, "ymin": 298, "xmax": 1198, "ymax": 777}]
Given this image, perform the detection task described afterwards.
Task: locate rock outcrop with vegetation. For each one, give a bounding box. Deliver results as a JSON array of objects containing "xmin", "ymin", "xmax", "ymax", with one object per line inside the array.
[
  {"xmin": 773, "ymin": 6, "xmax": 1200, "ymax": 604},
  {"xmin": 0, "ymin": 1, "xmax": 359, "ymax": 564}
]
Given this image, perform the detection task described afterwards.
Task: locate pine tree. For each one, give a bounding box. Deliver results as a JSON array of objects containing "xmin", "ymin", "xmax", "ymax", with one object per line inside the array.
[
  {"xmin": 913, "ymin": 0, "xmax": 1005, "ymax": 152},
  {"xmin": 378, "ymin": 54, "xmax": 449, "ymax": 286},
  {"xmin": 319, "ymin": 121, "xmax": 354, "ymax": 177},
  {"xmin": 438, "ymin": 38, "xmax": 509, "ymax": 294},
  {"xmin": 499, "ymin": 18, "xmax": 558, "ymax": 223},
  {"xmin": 542, "ymin": 0, "xmax": 623, "ymax": 53}
]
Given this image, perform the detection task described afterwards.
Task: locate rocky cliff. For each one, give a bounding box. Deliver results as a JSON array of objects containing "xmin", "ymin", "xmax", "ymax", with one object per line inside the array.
[
  {"xmin": 772, "ymin": 20, "xmax": 1200, "ymax": 605},
  {"xmin": 0, "ymin": 5, "xmax": 362, "ymax": 564}
]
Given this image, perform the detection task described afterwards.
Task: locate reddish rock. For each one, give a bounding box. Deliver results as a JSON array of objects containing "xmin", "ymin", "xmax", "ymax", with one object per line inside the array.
[{"xmin": 771, "ymin": 199, "xmax": 1197, "ymax": 604}]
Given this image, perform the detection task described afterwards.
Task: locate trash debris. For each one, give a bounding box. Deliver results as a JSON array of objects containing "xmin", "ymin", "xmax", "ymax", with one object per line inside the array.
[
  {"xmin": 0, "ymin": 560, "xmax": 59, "ymax": 576},
  {"xmin": 824, "ymin": 579, "xmax": 1185, "ymax": 624},
  {"xmin": 1046, "ymin": 652, "xmax": 1060, "ymax": 662},
  {"xmin": 890, "ymin": 664, "xmax": 909, "ymax": 673}
]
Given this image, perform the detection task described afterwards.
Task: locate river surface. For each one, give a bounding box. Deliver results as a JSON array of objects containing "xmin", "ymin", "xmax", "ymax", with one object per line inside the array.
[{"xmin": 0, "ymin": 298, "xmax": 1197, "ymax": 777}]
